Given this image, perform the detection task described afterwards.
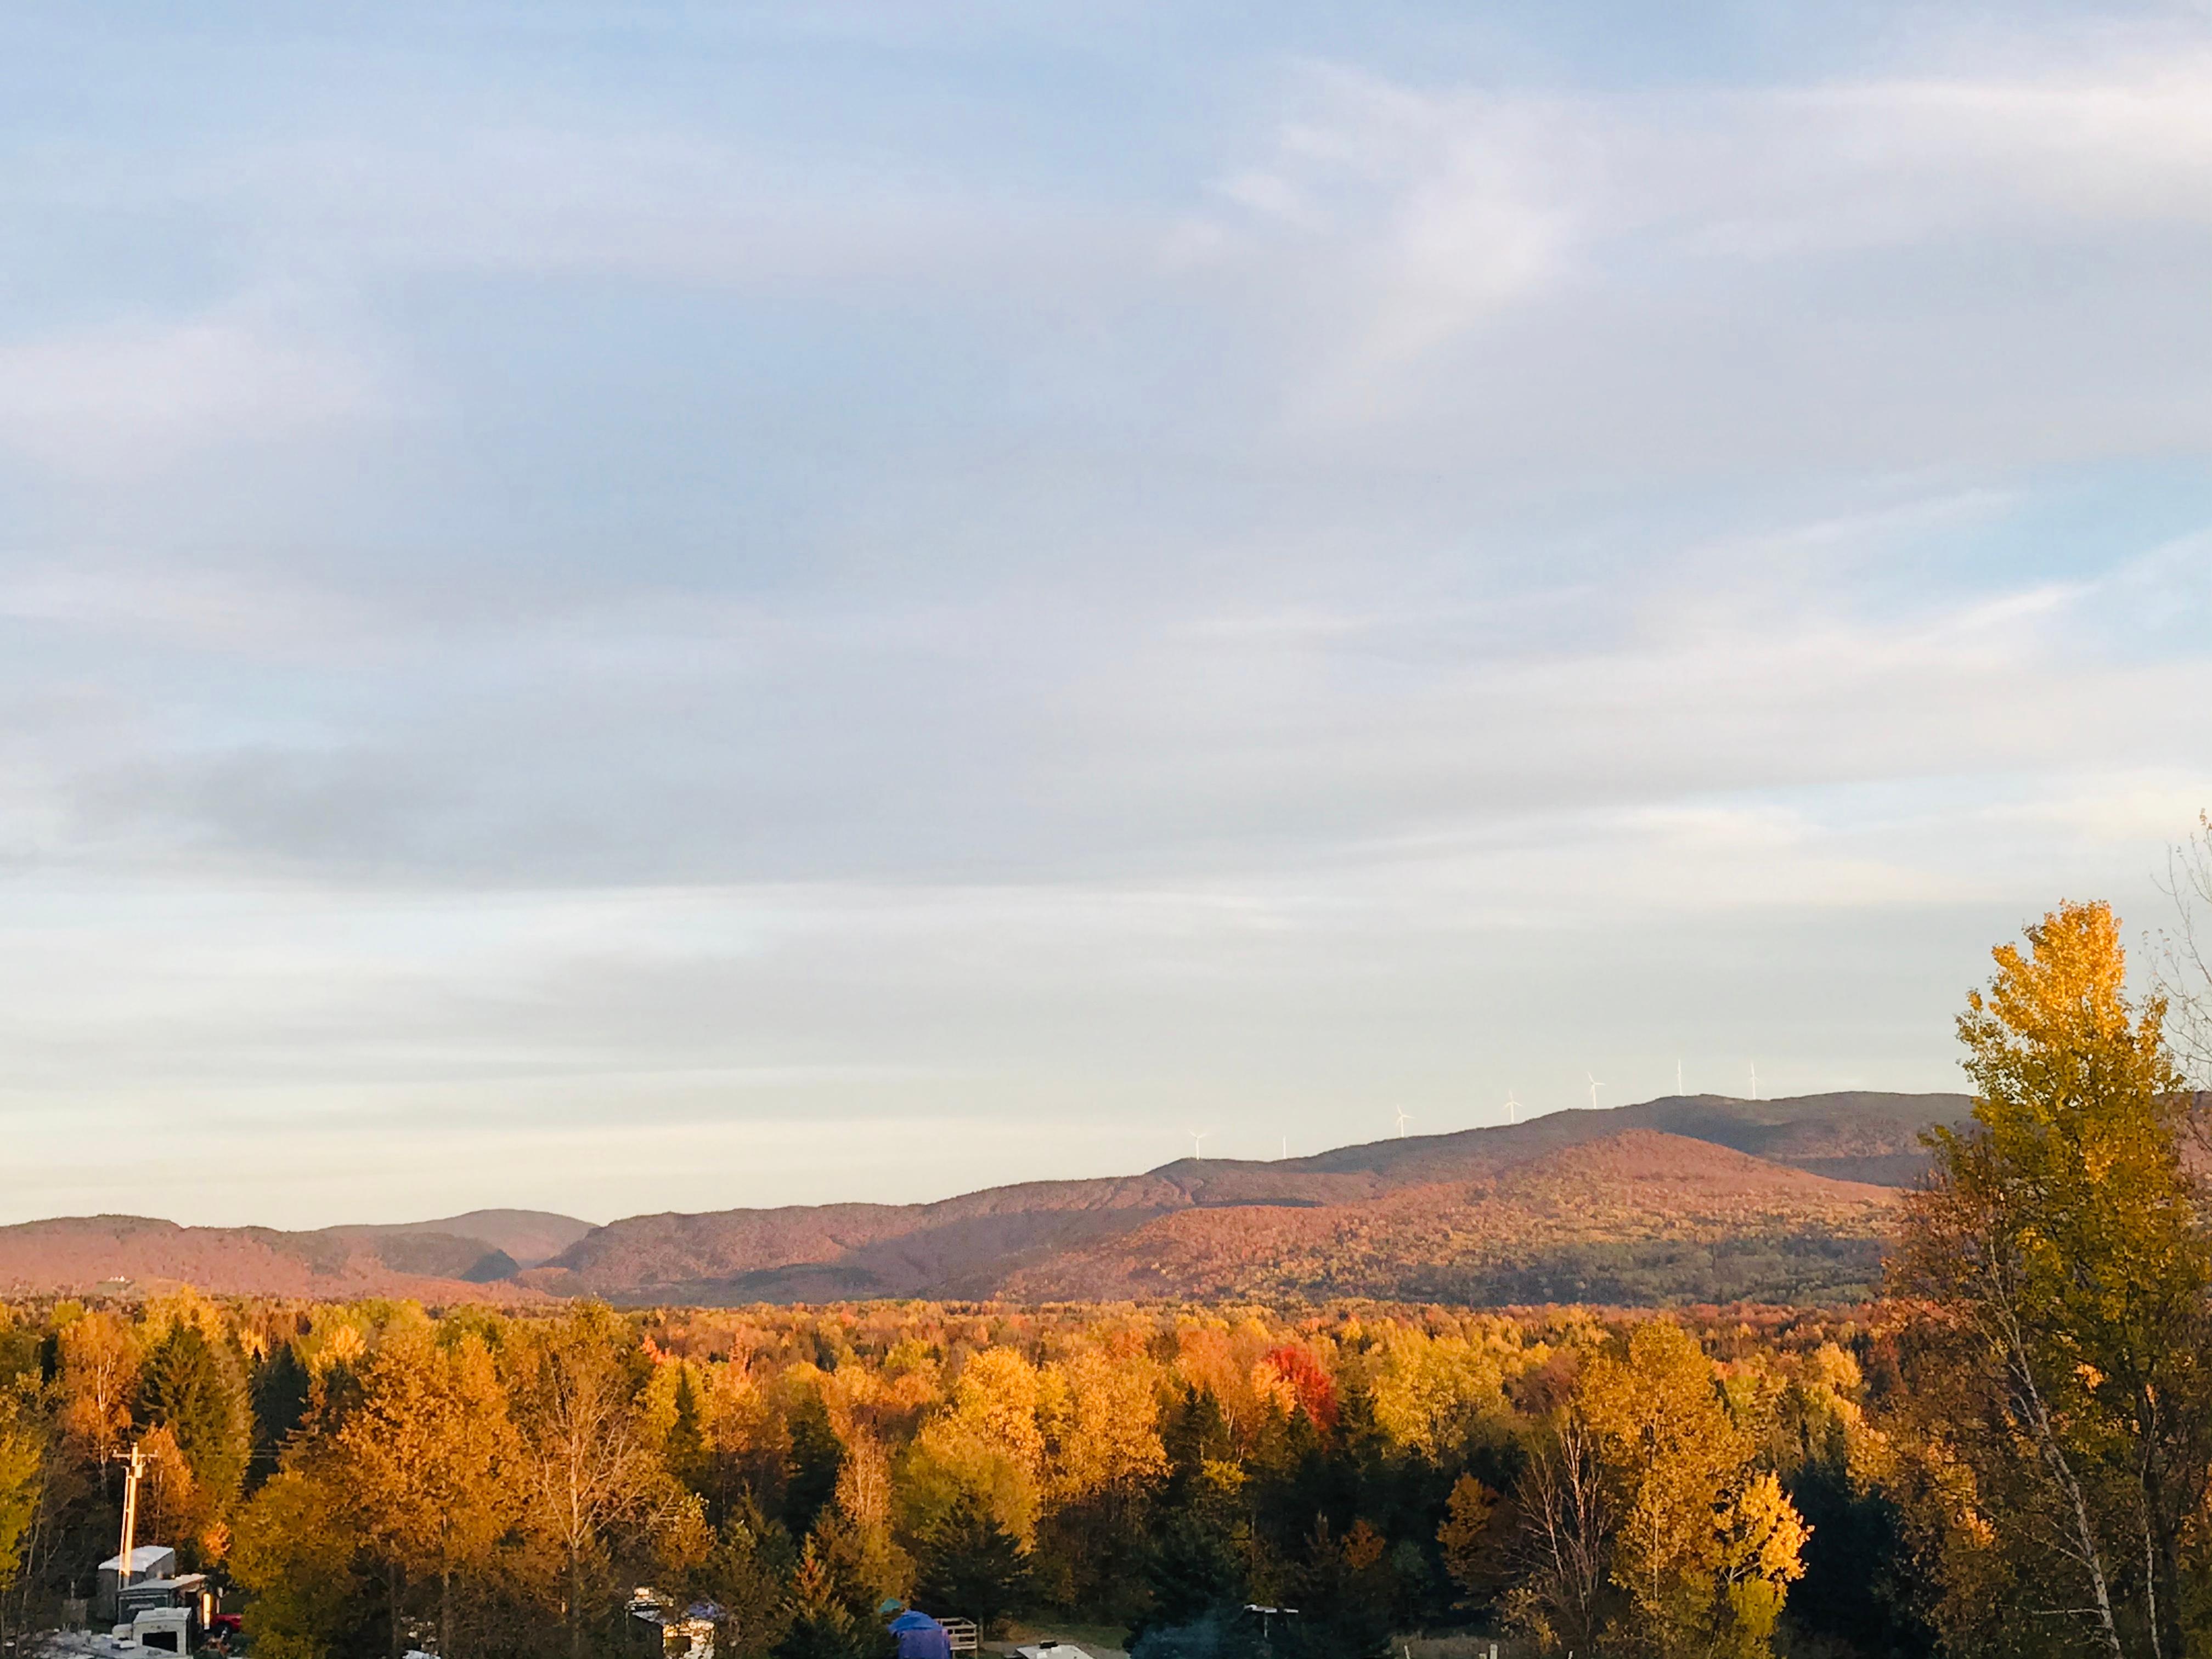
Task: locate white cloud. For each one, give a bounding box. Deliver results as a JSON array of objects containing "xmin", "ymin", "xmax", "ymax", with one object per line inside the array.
[
  {"xmin": 0, "ymin": 563, "xmax": 373, "ymax": 654},
  {"xmin": 1194, "ymin": 50, "xmax": 2212, "ymax": 436},
  {"xmin": 1, "ymin": 7, "xmax": 2210, "ymax": 1220},
  {"xmin": 0, "ymin": 315, "xmax": 381, "ymax": 474}
]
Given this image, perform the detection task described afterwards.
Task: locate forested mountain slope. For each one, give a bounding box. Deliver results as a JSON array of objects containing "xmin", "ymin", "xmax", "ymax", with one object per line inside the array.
[
  {"xmin": 520, "ymin": 1090, "xmax": 1962, "ymax": 1305},
  {"xmin": 0, "ymin": 1093, "xmax": 1961, "ymax": 1306},
  {"xmin": 0, "ymin": 1215, "xmax": 552, "ymax": 1300},
  {"xmin": 1002, "ymin": 1130, "xmax": 1898, "ymax": 1306},
  {"xmin": 329, "ymin": 1208, "xmax": 597, "ymax": 1268}
]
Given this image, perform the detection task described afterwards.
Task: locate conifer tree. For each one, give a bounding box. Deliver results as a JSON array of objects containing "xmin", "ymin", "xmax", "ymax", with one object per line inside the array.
[
  {"xmin": 665, "ymin": 1367, "xmax": 709, "ymax": 1496},
  {"xmin": 250, "ymin": 1341, "xmax": 312, "ymax": 1485},
  {"xmin": 701, "ymin": 1498, "xmax": 798, "ymax": 1659},
  {"xmin": 1283, "ymin": 1515, "xmax": 1393, "ymax": 1658},
  {"xmin": 772, "ymin": 1536, "xmax": 881, "ymax": 1659},
  {"xmin": 915, "ymin": 1492, "xmax": 1029, "ymax": 1635},
  {"xmin": 785, "ymin": 1391, "xmax": 845, "ymax": 1541},
  {"xmin": 136, "ymin": 1322, "xmax": 251, "ymax": 1517}
]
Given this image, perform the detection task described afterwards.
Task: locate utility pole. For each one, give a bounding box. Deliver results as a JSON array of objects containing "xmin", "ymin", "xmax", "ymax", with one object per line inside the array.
[{"xmin": 116, "ymin": 1443, "xmax": 144, "ymax": 1592}]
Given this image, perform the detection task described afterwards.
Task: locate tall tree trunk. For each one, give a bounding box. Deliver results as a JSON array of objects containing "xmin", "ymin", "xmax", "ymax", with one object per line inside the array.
[
  {"xmin": 1989, "ymin": 1279, "xmax": 2124, "ymax": 1659},
  {"xmin": 569, "ymin": 1545, "xmax": 584, "ymax": 1659},
  {"xmin": 2139, "ymin": 1403, "xmax": 2194, "ymax": 1659}
]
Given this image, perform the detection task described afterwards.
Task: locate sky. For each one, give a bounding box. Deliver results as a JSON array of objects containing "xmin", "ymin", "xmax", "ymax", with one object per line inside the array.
[{"xmin": 3, "ymin": 2, "xmax": 2211, "ymax": 1229}]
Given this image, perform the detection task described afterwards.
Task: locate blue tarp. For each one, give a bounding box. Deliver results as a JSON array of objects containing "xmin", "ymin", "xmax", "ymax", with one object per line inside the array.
[{"xmin": 888, "ymin": 1611, "xmax": 953, "ymax": 1659}]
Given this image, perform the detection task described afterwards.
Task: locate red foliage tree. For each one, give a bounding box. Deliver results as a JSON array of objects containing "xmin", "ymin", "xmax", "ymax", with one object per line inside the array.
[{"xmin": 1263, "ymin": 1344, "xmax": 1339, "ymax": 1431}]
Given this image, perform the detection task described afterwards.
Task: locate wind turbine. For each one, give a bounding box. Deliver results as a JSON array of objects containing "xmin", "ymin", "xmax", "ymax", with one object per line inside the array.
[
  {"xmin": 1393, "ymin": 1105, "xmax": 1415, "ymax": 1139},
  {"xmin": 1188, "ymin": 1128, "xmax": 1212, "ymax": 1159},
  {"xmin": 1588, "ymin": 1073, "xmax": 1605, "ymax": 1110},
  {"xmin": 1677, "ymin": 1058, "xmax": 1684, "ymax": 1096},
  {"xmin": 1748, "ymin": 1060, "xmax": 1759, "ymax": 1102},
  {"xmin": 1503, "ymin": 1088, "xmax": 1522, "ymax": 1125}
]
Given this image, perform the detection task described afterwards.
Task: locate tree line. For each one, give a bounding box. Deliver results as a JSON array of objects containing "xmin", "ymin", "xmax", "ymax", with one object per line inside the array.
[{"xmin": 0, "ymin": 895, "xmax": 2200, "ymax": 1658}]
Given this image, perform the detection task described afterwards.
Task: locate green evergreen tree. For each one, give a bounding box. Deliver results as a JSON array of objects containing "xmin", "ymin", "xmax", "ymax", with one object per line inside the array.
[
  {"xmin": 249, "ymin": 1341, "xmax": 311, "ymax": 1485},
  {"xmin": 1139, "ymin": 1389, "xmax": 1249, "ymax": 1635},
  {"xmin": 1282, "ymin": 1516, "xmax": 1392, "ymax": 1659},
  {"xmin": 774, "ymin": 1537, "xmax": 885, "ymax": 1659},
  {"xmin": 915, "ymin": 1492, "xmax": 1029, "ymax": 1636},
  {"xmin": 704, "ymin": 1499, "xmax": 798, "ymax": 1659},
  {"xmin": 137, "ymin": 1323, "xmax": 251, "ymax": 1512},
  {"xmin": 667, "ymin": 1367, "xmax": 710, "ymax": 1496},
  {"xmin": 785, "ymin": 1392, "xmax": 845, "ymax": 1539}
]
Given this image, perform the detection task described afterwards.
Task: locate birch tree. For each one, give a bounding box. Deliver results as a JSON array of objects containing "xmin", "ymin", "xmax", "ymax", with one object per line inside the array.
[
  {"xmin": 513, "ymin": 1307, "xmax": 662, "ymax": 1659},
  {"xmin": 1893, "ymin": 900, "xmax": 2212, "ymax": 1659}
]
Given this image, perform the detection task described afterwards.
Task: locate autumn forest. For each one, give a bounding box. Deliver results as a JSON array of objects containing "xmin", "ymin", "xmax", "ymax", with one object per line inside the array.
[{"xmin": 0, "ymin": 898, "xmax": 2205, "ymax": 1659}]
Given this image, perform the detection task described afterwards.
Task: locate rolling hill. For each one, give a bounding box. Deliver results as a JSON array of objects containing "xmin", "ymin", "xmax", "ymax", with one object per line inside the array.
[
  {"xmin": 0, "ymin": 1093, "xmax": 1966, "ymax": 1307},
  {"xmin": 330, "ymin": 1209, "xmax": 599, "ymax": 1270},
  {"xmin": 0, "ymin": 1209, "xmax": 593, "ymax": 1301},
  {"xmin": 1000, "ymin": 1131, "xmax": 1901, "ymax": 1306},
  {"xmin": 515, "ymin": 1090, "xmax": 1967, "ymax": 1306}
]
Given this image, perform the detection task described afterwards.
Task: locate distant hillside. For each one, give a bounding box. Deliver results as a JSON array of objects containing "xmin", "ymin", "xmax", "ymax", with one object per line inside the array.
[
  {"xmin": 0, "ymin": 1093, "xmax": 1964, "ymax": 1307},
  {"xmin": 1003, "ymin": 1131, "xmax": 1898, "ymax": 1305},
  {"xmin": 0, "ymin": 1216, "xmax": 547, "ymax": 1301},
  {"xmin": 330, "ymin": 1209, "xmax": 596, "ymax": 1269},
  {"xmin": 518, "ymin": 1090, "xmax": 1966, "ymax": 1306},
  {"xmin": 1280, "ymin": 1091, "xmax": 1971, "ymax": 1188}
]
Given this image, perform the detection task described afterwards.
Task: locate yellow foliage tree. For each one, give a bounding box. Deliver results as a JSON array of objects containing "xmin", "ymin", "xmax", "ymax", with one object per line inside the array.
[
  {"xmin": 1171, "ymin": 1318, "xmax": 1282, "ymax": 1446},
  {"xmin": 512, "ymin": 1307, "xmax": 668, "ymax": 1659},
  {"xmin": 56, "ymin": 1312, "xmax": 139, "ymax": 1476},
  {"xmin": 1436, "ymin": 1472, "xmax": 1499, "ymax": 1607},
  {"xmin": 1576, "ymin": 1322, "xmax": 1807, "ymax": 1658},
  {"xmin": 337, "ymin": 1328, "xmax": 520, "ymax": 1658},
  {"xmin": 1039, "ymin": 1348, "xmax": 1165, "ymax": 1506},
  {"xmin": 1893, "ymin": 900, "xmax": 2212, "ymax": 1659},
  {"xmin": 910, "ymin": 1348, "xmax": 1045, "ymax": 1543},
  {"xmin": 230, "ymin": 1471, "xmax": 362, "ymax": 1659},
  {"xmin": 0, "ymin": 1393, "xmax": 44, "ymax": 1609},
  {"xmin": 1368, "ymin": 1325, "xmax": 1509, "ymax": 1460},
  {"xmin": 1716, "ymin": 1472, "xmax": 1809, "ymax": 1658}
]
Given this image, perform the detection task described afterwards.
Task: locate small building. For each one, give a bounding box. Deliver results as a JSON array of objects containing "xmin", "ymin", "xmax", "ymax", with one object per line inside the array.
[{"xmin": 625, "ymin": 1586, "xmax": 719, "ymax": 1659}]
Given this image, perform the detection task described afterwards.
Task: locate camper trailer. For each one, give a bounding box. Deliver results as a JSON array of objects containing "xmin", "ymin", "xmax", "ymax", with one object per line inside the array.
[
  {"xmin": 76, "ymin": 1446, "xmax": 217, "ymax": 1655},
  {"xmin": 94, "ymin": 1548, "xmax": 174, "ymax": 1625},
  {"xmin": 113, "ymin": 1579, "xmax": 211, "ymax": 1651}
]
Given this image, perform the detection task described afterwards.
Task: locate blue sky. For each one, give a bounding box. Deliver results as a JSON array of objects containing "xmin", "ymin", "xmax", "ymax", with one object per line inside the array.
[{"xmin": 3, "ymin": 2, "xmax": 2210, "ymax": 1227}]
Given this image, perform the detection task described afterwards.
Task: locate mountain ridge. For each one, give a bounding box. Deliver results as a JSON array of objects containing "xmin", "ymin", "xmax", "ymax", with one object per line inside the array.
[
  {"xmin": 999, "ymin": 1128, "xmax": 1901, "ymax": 1305},
  {"xmin": 519, "ymin": 1089, "xmax": 1968, "ymax": 1305},
  {"xmin": 0, "ymin": 1215, "xmax": 550, "ymax": 1301},
  {"xmin": 0, "ymin": 1092, "xmax": 1970, "ymax": 1307}
]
